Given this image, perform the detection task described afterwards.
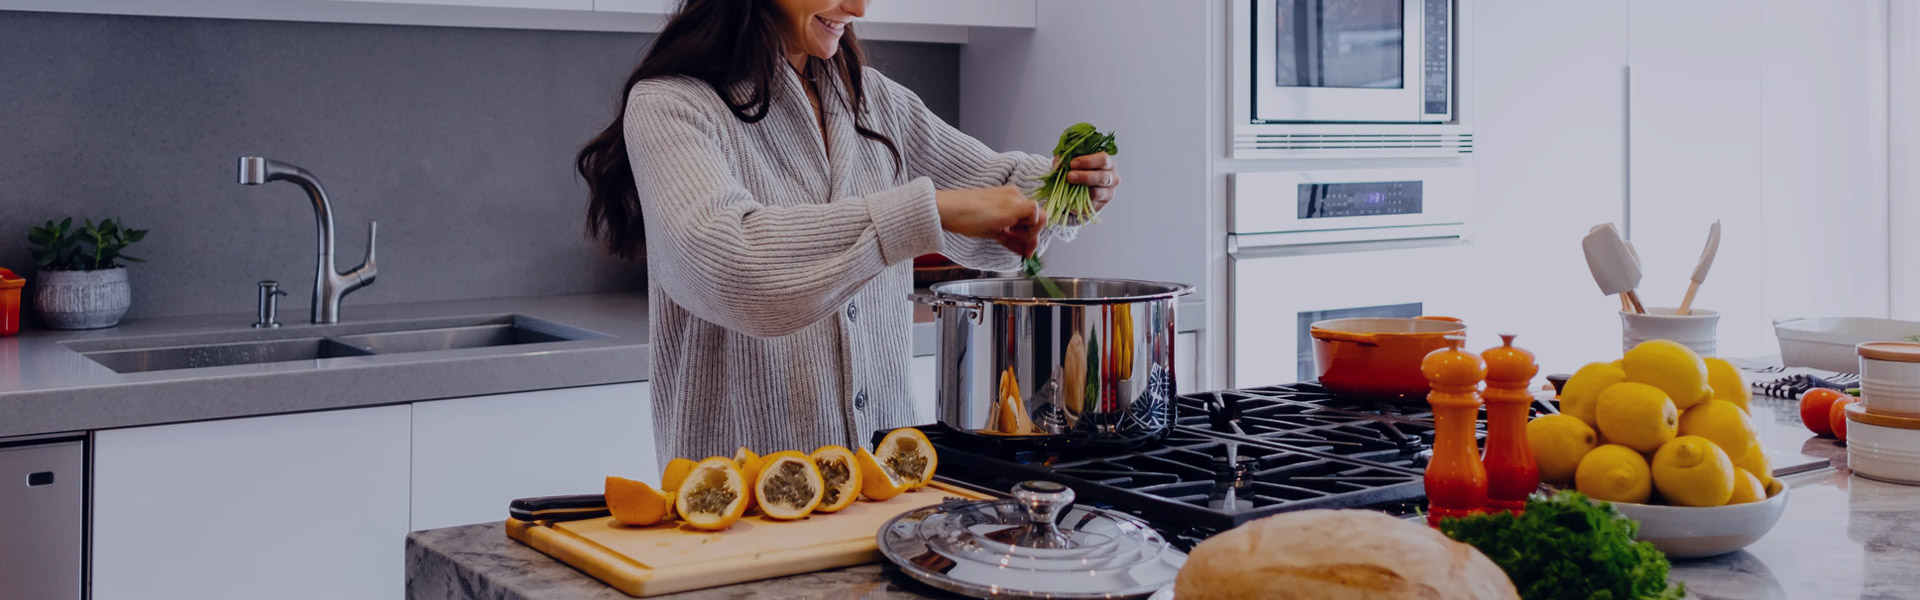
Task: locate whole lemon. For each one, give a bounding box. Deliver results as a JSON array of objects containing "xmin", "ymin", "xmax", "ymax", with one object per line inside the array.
[
  {"xmin": 1727, "ymin": 467, "xmax": 1766, "ymax": 505},
  {"xmin": 1595, "ymin": 382, "xmax": 1679, "ymax": 453},
  {"xmin": 1677, "ymin": 400, "xmax": 1756, "ymax": 462},
  {"xmin": 1624, "ymin": 340, "xmax": 1711, "ymax": 411},
  {"xmin": 1652, "ymin": 436, "xmax": 1736, "ymax": 507},
  {"xmin": 1735, "ymin": 438, "xmax": 1774, "ymax": 488},
  {"xmin": 1575, "ymin": 444, "xmax": 1653, "ymax": 504},
  {"xmin": 1560, "ymin": 362, "xmax": 1627, "ymax": 428},
  {"xmin": 1704, "ymin": 358, "xmax": 1752, "ymax": 413},
  {"xmin": 1528, "ymin": 415, "xmax": 1599, "ymax": 485}
]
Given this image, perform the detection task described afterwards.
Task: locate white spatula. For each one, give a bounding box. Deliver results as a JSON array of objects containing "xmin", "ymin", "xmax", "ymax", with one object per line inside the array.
[
  {"xmin": 1676, "ymin": 220, "xmax": 1721, "ymax": 316},
  {"xmin": 1584, "ymin": 223, "xmax": 1645, "ymax": 314}
]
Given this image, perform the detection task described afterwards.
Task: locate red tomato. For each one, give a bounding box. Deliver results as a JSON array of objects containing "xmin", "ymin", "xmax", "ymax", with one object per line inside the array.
[
  {"xmin": 1800, "ymin": 389, "xmax": 1847, "ymax": 437},
  {"xmin": 1830, "ymin": 398, "xmax": 1855, "ymax": 442}
]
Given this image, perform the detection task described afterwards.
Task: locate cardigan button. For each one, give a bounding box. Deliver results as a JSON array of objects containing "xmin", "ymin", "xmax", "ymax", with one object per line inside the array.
[
  {"xmin": 846, "ymin": 302, "xmax": 858, "ymax": 322},
  {"xmin": 854, "ymin": 389, "xmax": 868, "ymax": 412}
]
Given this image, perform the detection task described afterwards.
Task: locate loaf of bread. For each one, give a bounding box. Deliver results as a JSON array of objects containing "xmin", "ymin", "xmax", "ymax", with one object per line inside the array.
[{"xmin": 1173, "ymin": 509, "xmax": 1517, "ymax": 600}]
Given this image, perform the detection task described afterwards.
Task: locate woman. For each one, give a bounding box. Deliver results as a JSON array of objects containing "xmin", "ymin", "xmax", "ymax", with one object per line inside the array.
[{"xmin": 577, "ymin": 0, "xmax": 1119, "ymax": 460}]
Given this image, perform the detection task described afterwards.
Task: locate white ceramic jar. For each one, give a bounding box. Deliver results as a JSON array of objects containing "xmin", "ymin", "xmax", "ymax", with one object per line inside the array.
[
  {"xmin": 1858, "ymin": 342, "xmax": 1920, "ymax": 418},
  {"xmin": 1844, "ymin": 402, "xmax": 1920, "ymax": 485}
]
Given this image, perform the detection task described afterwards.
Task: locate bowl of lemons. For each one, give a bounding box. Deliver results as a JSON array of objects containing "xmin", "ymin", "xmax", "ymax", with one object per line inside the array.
[{"xmin": 1529, "ymin": 340, "xmax": 1790, "ymax": 559}]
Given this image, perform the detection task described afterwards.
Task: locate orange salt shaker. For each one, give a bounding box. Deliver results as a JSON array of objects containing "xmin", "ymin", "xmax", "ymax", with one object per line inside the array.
[
  {"xmin": 1481, "ymin": 334, "xmax": 1540, "ymax": 514},
  {"xmin": 1422, "ymin": 334, "xmax": 1487, "ymax": 526},
  {"xmin": 0, "ymin": 268, "xmax": 23, "ymax": 337}
]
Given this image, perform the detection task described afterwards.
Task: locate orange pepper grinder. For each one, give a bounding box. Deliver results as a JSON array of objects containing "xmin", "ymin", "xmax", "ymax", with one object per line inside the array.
[
  {"xmin": 1422, "ymin": 334, "xmax": 1487, "ymax": 527},
  {"xmin": 1481, "ymin": 334, "xmax": 1540, "ymax": 515}
]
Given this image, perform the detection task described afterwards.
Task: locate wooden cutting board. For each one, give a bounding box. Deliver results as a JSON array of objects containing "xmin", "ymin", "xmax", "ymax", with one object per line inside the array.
[{"xmin": 505, "ymin": 482, "xmax": 991, "ymax": 597}]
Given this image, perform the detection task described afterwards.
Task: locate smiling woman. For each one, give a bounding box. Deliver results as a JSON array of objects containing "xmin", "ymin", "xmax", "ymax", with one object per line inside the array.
[{"xmin": 573, "ymin": 0, "xmax": 1121, "ymax": 459}]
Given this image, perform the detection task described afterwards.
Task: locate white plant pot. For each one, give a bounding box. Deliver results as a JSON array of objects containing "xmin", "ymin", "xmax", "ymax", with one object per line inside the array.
[{"xmin": 34, "ymin": 267, "xmax": 131, "ymax": 330}]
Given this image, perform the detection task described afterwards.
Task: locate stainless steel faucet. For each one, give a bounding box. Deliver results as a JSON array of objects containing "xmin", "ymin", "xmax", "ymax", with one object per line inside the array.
[{"xmin": 237, "ymin": 157, "xmax": 378, "ymax": 324}]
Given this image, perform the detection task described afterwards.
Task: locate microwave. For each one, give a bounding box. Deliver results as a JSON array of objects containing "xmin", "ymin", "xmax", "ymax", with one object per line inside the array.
[{"xmin": 1231, "ymin": 0, "xmax": 1475, "ymax": 158}]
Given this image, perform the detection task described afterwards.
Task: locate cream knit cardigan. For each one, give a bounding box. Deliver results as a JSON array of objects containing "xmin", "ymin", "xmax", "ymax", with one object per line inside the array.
[{"xmin": 624, "ymin": 66, "xmax": 1058, "ymax": 460}]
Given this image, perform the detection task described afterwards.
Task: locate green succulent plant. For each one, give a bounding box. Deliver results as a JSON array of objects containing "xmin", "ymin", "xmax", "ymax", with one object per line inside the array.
[{"xmin": 28, "ymin": 218, "xmax": 149, "ymax": 271}]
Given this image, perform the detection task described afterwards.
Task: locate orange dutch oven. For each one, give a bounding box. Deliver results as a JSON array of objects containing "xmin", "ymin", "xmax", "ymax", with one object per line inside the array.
[{"xmin": 1309, "ymin": 316, "xmax": 1467, "ymax": 400}]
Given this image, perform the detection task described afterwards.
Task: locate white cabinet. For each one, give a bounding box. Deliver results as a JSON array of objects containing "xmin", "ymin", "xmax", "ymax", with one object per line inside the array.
[
  {"xmin": 92, "ymin": 406, "xmax": 412, "ymax": 600},
  {"xmin": 1175, "ymin": 332, "xmax": 1197, "ymax": 395},
  {"xmin": 910, "ymin": 355, "xmax": 938, "ymax": 426},
  {"xmin": 410, "ymin": 382, "xmax": 654, "ymax": 530}
]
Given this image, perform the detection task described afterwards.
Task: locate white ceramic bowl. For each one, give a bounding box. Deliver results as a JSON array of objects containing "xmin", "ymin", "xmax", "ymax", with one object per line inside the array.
[
  {"xmin": 1775, "ymin": 317, "xmax": 1920, "ymax": 373},
  {"xmin": 1845, "ymin": 402, "xmax": 1920, "ymax": 485},
  {"xmin": 1602, "ymin": 480, "xmax": 1790, "ymax": 559}
]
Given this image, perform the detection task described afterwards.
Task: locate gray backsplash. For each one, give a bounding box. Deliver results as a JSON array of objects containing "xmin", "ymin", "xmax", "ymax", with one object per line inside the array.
[{"xmin": 0, "ymin": 10, "xmax": 959, "ymax": 321}]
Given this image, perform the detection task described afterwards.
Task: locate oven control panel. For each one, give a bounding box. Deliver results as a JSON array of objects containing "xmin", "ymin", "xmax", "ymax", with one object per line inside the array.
[{"xmin": 1298, "ymin": 181, "xmax": 1424, "ymax": 219}]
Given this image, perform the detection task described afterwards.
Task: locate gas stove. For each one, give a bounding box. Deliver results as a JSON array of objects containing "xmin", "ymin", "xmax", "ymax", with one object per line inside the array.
[{"xmin": 894, "ymin": 382, "xmax": 1558, "ymax": 551}]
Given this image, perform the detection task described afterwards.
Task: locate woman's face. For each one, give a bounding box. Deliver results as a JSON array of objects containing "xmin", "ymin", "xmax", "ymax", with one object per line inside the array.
[{"xmin": 774, "ymin": 0, "xmax": 865, "ymax": 61}]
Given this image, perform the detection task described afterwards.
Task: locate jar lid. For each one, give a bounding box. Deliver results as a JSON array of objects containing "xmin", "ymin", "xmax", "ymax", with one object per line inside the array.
[
  {"xmin": 1858, "ymin": 342, "xmax": 1920, "ymax": 364},
  {"xmin": 1847, "ymin": 401, "xmax": 1920, "ymax": 430},
  {"xmin": 877, "ymin": 481, "xmax": 1185, "ymax": 599},
  {"xmin": 0, "ymin": 268, "xmax": 21, "ymax": 289}
]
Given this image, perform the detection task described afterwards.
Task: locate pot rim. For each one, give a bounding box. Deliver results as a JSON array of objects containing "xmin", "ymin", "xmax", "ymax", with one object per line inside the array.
[{"xmin": 928, "ymin": 277, "xmax": 1194, "ymax": 306}]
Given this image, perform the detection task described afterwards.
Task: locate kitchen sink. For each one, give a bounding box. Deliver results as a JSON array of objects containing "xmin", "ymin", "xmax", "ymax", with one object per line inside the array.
[
  {"xmin": 81, "ymin": 338, "xmax": 376, "ymax": 374},
  {"xmin": 67, "ymin": 315, "xmax": 607, "ymax": 374},
  {"xmin": 334, "ymin": 323, "xmax": 572, "ymax": 354}
]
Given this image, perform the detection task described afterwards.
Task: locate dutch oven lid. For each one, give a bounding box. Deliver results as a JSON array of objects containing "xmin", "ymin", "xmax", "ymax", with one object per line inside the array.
[{"xmin": 877, "ymin": 481, "xmax": 1185, "ymax": 599}]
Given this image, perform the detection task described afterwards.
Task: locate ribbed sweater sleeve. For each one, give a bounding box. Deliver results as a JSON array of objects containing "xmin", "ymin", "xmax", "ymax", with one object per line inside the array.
[
  {"xmin": 624, "ymin": 86, "xmax": 943, "ymax": 338},
  {"xmin": 872, "ymin": 71, "xmax": 1071, "ymax": 272}
]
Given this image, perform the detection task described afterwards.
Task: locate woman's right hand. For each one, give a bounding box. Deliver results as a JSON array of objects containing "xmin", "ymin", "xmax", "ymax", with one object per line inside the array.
[{"xmin": 936, "ymin": 186, "xmax": 1047, "ymax": 256}]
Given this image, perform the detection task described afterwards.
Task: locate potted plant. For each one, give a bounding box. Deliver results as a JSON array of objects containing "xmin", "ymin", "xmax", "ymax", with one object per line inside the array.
[{"xmin": 27, "ymin": 218, "xmax": 148, "ymax": 329}]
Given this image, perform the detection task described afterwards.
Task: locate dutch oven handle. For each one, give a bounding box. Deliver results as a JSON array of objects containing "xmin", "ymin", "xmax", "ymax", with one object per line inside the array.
[
  {"xmin": 1311, "ymin": 329, "xmax": 1379, "ymax": 346},
  {"xmin": 909, "ymin": 291, "xmax": 984, "ymax": 324}
]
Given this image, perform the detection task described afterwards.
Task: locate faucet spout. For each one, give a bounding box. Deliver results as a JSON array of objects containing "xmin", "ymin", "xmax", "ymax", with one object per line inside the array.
[{"xmin": 236, "ymin": 156, "xmax": 378, "ymax": 324}]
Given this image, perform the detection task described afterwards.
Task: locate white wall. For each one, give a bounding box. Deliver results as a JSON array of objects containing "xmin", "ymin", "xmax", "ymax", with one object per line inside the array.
[
  {"xmin": 1896, "ymin": 1, "xmax": 1920, "ymax": 319},
  {"xmin": 1468, "ymin": 0, "xmax": 1630, "ymax": 375},
  {"xmin": 956, "ymin": 0, "xmax": 1212, "ymax": 299}
]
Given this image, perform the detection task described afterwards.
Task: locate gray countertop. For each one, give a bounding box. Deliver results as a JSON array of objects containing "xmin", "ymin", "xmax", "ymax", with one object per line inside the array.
[
  {"xmin": 403, "ymin": 366, "xmax": 1920, "ymax": 600},
  {"xmin": 0, "ymin": 293, "xmax": 670, "ymax": 438}
]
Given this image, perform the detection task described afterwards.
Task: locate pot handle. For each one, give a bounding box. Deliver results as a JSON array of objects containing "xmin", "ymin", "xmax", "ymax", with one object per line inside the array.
[
  {"xmin": 1417, "ymin": 316, "xmax": 1463, "ymax": 324},
  {"xmin": 909, "ymin": 291, "xmax": 984, "ymax": 324},
  {"xmin": 1311, "ymin": 329, "xmax": 1379, "ymax": 346}
]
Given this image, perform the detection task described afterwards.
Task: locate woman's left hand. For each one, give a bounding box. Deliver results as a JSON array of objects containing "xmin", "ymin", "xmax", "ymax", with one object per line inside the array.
[{"xmin": 1066, "ymin": 152, "xmax": 1119, "ymax": 212}]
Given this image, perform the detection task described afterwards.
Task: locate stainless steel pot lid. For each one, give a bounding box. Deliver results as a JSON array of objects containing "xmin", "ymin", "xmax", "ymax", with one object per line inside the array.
[{"xmin": 877, "ymin": 481, "xmax": 1186, "ymax": 599}]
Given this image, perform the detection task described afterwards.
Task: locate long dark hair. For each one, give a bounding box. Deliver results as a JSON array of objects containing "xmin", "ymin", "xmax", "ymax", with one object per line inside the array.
[{"xmin": 577, "ymin": 0, "xmax": 902, "ymax": 260}]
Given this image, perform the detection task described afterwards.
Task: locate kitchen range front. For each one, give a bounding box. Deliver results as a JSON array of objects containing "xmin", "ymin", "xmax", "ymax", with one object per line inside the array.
[{"xmin": 4, "ymin": 1, "xmax": 1918, "ymax": 599}]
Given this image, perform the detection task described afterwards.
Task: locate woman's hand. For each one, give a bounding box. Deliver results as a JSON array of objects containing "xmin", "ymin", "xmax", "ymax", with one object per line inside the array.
[
  {"xmin": 1066, "ymin": 152, "xmax": 1119, "ymax": 212},
  {"xmin": 936, "ymin": 186, "xmax": 1047, "ymax": 256}
]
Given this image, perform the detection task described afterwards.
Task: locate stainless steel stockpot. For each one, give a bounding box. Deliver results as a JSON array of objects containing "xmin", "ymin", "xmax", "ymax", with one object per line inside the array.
[{"xmin": 913, "ymin": 277, "xmax": 1193, "ymax": 446}]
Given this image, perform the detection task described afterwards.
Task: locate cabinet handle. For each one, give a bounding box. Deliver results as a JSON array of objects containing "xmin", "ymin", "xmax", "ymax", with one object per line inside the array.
[{"xmin": 26, "ymin": 471, "xmax": 54, "ymax": 486}]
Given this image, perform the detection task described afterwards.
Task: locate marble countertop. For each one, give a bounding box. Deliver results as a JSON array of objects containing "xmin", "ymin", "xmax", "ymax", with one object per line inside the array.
[{"xmin": 403, "ymin": 365, "xmax": 1920, "ymax": 600}]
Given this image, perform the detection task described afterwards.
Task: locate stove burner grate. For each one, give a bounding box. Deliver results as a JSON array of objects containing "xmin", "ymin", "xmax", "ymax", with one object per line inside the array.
[{"xmin": 898, "ymin": 426, "xmax": 1426, "ymax": 531}]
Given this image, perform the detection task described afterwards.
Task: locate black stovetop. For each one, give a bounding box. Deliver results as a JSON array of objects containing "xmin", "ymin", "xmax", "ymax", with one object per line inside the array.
[{"xmin": 892, "ymin": 382, "xmax": 1558, "ymax": 551}]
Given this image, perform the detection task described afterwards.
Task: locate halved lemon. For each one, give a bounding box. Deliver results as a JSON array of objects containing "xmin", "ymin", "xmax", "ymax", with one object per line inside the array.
[
  {"xmin": 855, "ymin": 447, "xmax": 909, "ymax": 501},
  {"xmin": 733, "ymin": 447, "xmax": 763, "ymax": 511},
  {"xmin": 660, "ymin": 457, "xmax": 697, "ymax": 492},
  {"xmin": 754, "ymin": 451, "xmax": 825, "ymax": 520},
  {"xmin": 875, "ymin": 428, "xmax": 939, "ymax": 490},
  {"xmin": 809, "ymin": 445, "xmax": 863, "ymax": 513},
  {"xmin": 673, "ymin": 456, "xmax": 748, "ymax": 531},
  {"xmin": 605, "ymin": 476, "xmax": 673, "ymax": 527}
]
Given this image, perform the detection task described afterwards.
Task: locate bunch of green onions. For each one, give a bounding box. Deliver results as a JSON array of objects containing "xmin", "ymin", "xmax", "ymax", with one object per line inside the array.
[{"xmin": 1021, "ymin": 123, "xmax": 1118, "ymax": 298}]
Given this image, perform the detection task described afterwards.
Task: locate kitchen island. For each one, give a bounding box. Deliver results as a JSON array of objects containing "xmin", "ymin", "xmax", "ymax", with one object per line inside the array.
[{"xmin": 405, "ymin": 387, "xmax": 1920, "ymax": 600}]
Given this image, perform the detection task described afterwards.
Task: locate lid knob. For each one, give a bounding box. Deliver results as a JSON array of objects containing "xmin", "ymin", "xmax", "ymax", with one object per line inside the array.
[{"xmin": 1011, "ymin": 481, "xmax": 1075, "ymax": 549}]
